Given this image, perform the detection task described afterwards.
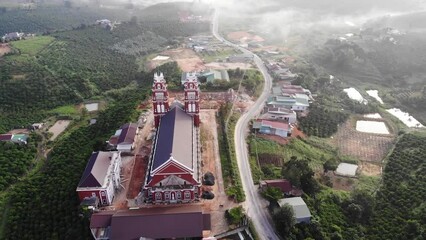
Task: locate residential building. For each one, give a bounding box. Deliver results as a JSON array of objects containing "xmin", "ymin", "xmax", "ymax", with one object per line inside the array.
[
  {"xmin": 278, "ymin": 197, "xmax": 311, "ymax": 223},
  {"xmin": 76, "ymin": 151, "xmax": 122, "ymax": 206},
  {"xmin": 199, "ymin": 69, "xmax": 229, "ymax": 82},
  {"xmin": 181, "ymin": 70, "xmax": 230, "ymax": 84},
  {"xmin": 0, "ymin": 134, "xmax": 13, "ymax": 142},
  {"xmin": 272, "ymin": 84, "xmax": 312, "ymax": 98},
  {"xmin": 253, "ymin": 119, "xmax": 291, "ymax": 138},
  {"xmin": 0, "ymin": 133, "xmax": 28, "ymax": 144},
  {"xmin": 89, "ymin": 205, "xmax": 211, "ymax": 240},
  {"xmin": 267, "ymin": 95, "xmax": 309, "ymax": 112},
  {"xmin": 260, "ymin": 179, "xmax": 302, "ymax": 197},
  {"xmin": 106, "ymin": 123, "xmax": 138, "ymax": 153},
  {"xmin": 143, "ymin": 72, "xmax": 201, "ymax": 204},
  {"xmin": 260, "ymin": 107, "xmax": 297, "ymax": 124},
  {"xmin": 1, "ymin": 32, "xmax": 24, "ymax": 42}
]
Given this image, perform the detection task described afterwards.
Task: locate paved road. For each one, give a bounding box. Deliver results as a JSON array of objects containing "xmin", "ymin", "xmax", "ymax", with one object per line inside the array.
[{"xmin": 212, "ymin": 10, "xmax": 280, "ymax": 240}]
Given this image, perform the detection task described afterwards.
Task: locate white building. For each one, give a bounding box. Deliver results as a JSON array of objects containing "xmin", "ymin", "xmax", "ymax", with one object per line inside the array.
[
  {"xmin": 278, "ymin": 197, "xmax": 311, "ymax": 223},
  {"xmin": 76, "ymin": 151, "xmax": 122, "ymax": 206}
]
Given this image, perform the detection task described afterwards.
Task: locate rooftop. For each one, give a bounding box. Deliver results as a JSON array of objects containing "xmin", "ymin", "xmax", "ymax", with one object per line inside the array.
[
  {"xmin": 254, "ymin": 119, "xmax": 289, "ymax": 130},
  {"xmin": 335, "ymin": 163, "xmax": 358, "ymax": 177},
  {"xmin": 117, "ymin": 123, "xmax": 137, "ymax": 145},
  {"xmin": 278, "ymin": 197, "xmax": 311, "ymax": 220},
  {"xmin": 0, "ymin": 134, "xmax": 13, "ymax": 141},
  {"xmin": 152, "ymin": 106, "xmax": 194, "ymax": 172},
  {"xmin": 77, "ymin": 151, "xmax": 119, "ymax": 189},
  {"xmin": 89, "ymin": 205, "xmax": 211, "ymax": 239}
]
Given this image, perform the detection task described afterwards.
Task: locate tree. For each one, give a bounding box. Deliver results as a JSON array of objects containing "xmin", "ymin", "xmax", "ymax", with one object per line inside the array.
[
  {"xmin": 273, "ymin": 204, "xmax": 296, "ymax": 238},
  {"xmin": 323, "ymin": 159, "xmax": 338, "ymax": 173},
  {"xmin": 282, "ymin": 157, "xmax": 319, "ymax": 194},
  {"xmin": 346, "ymin": 203, "xmax": 363, "ymax": 222},
  {"xmin": 261, "ymin": 186, "xmax": 283, "ymax": 202},
  {"xmin": 226, "ymin": 206, "xmax": 245, "ymax": 225}
]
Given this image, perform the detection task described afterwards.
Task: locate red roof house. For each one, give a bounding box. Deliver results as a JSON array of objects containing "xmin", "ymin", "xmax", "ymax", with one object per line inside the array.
[
  {"xmin": 260, "ymin": 179, "xmax": 303, "ymax": 196},
  {"xmin": 0, "ymin": 134, "xmax": 13, "ymax": 141}
]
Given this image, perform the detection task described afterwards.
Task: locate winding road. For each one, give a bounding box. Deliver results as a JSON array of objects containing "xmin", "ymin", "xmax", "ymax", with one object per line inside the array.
[{"xmin": 212, "ymin": 10, "xmax": 280, "ymax": 240}]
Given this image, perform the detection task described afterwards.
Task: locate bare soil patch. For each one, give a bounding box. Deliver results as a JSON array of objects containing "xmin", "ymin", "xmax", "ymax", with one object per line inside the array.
[
  {"xmin": 161, "ymin": 48, "xmax": 206, "ymax": 72},
  {"xmin": 331, "ymin": 175, "xmax": 356, "ymax": 191},
  {"xmin": 127, "ymin": 155, "xmax": 148, "ymax": 199},
  {"xmin": 0, "ymin": 43, "xmax": 11, "ymax": 56},
  {"xmin": 200, "ymin": 110, "xmax": 237, "ymax": 235},
  {"xmin": 48, "ymin": 120, "xmax": 71, "ymax": 141},
  {"xmin": 359, "ymin": 162, "xmax": 382, "ymax": 176}
]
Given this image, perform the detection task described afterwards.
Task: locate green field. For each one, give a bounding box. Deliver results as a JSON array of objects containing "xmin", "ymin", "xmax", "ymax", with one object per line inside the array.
[
  {"xmin": 48, "ymin": 105, "xmax": 78, "ymax": 116},
  {"xmin": 10, "ymin": 36, "xmax": 55, "ymax": 56}
]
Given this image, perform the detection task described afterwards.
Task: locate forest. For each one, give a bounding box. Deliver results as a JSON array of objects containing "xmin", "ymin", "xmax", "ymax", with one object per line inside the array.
[{"xmin": 0, "ymin": 88, "xmax": 145, "ymax": 240}]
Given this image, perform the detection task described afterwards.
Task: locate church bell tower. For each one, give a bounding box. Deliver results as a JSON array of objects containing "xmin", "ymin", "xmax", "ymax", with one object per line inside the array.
[
  {"xmin": 152, "ymin": 72, "xmax": 169, "ymax": 128},
  {"xmin": 183, "ymin": 73, "xmax": 200, "ymax": 127}
]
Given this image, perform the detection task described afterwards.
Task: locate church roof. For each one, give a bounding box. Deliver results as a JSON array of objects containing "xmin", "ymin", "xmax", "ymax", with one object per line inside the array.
[{"xmin": 151, "ymin": 107, "xmax": 194, "ymax": 172}]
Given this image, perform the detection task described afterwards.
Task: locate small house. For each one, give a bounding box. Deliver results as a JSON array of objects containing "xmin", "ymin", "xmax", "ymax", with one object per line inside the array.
[
  {"xmin": 106, "ymin": 123, "xmax": 138, "ymax": 153},
  {"xmin": 253, "ymin": 119, "xmax": 291, "ymax": 138},
  {"xmin": 260, "ymin": 107, "xmax": 297, "ymax": 124},
  {"xmin": 260, "ymin": 179, "xmax": 302, "ymax": 196},
  {"xmin": 278, "ymin": 197, "xmax": 311, "ymax": 223},
  {"xmin": 76, "ymin": 151, "xmax": 122, "ymax": 206}
]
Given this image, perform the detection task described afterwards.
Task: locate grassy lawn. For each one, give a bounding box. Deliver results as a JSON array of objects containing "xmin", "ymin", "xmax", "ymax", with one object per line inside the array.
[
  {"xmin": 48, "ymin": 105, "xmax": 78, "ymax": 116},
  {"xmin": 200, "ymin": 49, "xmax": 238, "ymax": 63},
  {"xmin": 10, "ymin": 36, "xmax": 55, "ymax": 56}
]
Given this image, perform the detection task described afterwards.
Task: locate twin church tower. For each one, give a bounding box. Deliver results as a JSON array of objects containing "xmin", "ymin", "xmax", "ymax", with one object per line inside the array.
[{"xmin": 151, "ymin": 72, "xmax": 200, "ymax": 127}]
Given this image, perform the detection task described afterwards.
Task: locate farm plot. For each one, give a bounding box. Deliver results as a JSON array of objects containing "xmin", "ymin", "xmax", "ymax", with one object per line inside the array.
[{"xmin": 329, "ymin": 118, "xmax": 395, "ymax": 163}]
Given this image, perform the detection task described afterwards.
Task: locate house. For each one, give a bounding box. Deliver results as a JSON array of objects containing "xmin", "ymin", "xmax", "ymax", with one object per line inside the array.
[
  {"xmin": 0, "ymin": 134, "xmax": 13, "ymax": 142},
  {"xmin": 272, "ymin": 84, "xmax": 312, "ymax": 98},
  {"xmin": 253, "ymin": 119, "xmax": 291, "ymax": 138},
  {"xmin": 260, "ymin": 179, "xmax": 302, "ymax": 197},
  {"xmin": 0, "ymin": 133, "xmax": 28, "ymax": 144},
  {"xmin": 143, "ymin": 72, "xmax": 201, "ymax": 204},
  {"xmin": 11, "ymin": 134, "xmax": 28, "ymax": 144},
  {"xmin": 76, "ymin": 151, "xmax": 122, "ymax": 206},
  {"xmin": 1, "ymin": 32, "xmax": 24, "ymax": 42},
  {"xmin": 106, "ymin": 123, "xmax": 138, "ymax": 153},
  {"xmin": 89, "ymin": 205, "xmax": 211, "ymax": 240},
  {"xmin": 278, "ymin": 197, "xmax": 311, "ymax": 223},
  {"xmin": 31, "ymin": 123, "xmax": 44, "ymax": 130},
  {"xmin": 181, "ymin": 70, "xmax": 230, "ymax": 84},
  {"xmin": 260, "ymin": 107, "xmax": 297, "ymax": 124},
  {"xmin": 267, "ymin": 95, "xmax": 309, "ymax": 112},
  {"xmin": 199, "ymin": 69, "xmax": 229, "ymax": 82}
]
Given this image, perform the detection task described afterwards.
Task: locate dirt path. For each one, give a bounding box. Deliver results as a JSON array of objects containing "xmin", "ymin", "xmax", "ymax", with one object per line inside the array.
[{"xmin": 200, "ymin": 110, "xmax": 237, "ymax": 235}]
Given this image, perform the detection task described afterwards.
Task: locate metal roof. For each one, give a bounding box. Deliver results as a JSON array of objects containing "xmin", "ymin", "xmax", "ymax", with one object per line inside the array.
[
  {"xmin": 77, "ymin": 152, "xmax": 114, "ymax": 188},
  {"xmin": 151, "ymin": 107, "xmax": 194, "ymax": 171},
  {"xmin": 117, "ymin": 123, "xmax": 137, "ymax": 144},
  {"xmin": 110, "ymin": 205, "xmax": 210, "ymax": 239},
  {"xmin": 278, "ymin": 197, "xmax": 311, "ymax": 219},
  {"xmin": 0, "ymin": 134, "xmax": 13, "ymax": 141}
]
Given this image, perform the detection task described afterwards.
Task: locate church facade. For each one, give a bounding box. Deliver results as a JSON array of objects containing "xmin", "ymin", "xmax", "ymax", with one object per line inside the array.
[{"xmin": 143, "ymin": 72, "xmax": 201, "ymax": 204}]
